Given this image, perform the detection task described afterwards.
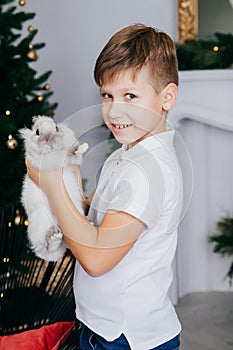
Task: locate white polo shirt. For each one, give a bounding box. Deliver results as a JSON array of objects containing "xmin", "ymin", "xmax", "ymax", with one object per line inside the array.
[{"xmin": 73, "ymin": 129, "xmax": 183, "ymax": 350}]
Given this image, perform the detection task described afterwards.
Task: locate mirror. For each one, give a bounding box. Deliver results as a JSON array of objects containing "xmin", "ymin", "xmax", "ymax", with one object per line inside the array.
[
  {"xmin": 177, "ymin": 0, "xmax": 198, "ymax": 44},
  {"xmin": 178, "ymin": 0, "xmax": 233, "ymax": 43},
  {"xmin": 198, "ymin": 0, "xmax": 233, "ymax": 39}
]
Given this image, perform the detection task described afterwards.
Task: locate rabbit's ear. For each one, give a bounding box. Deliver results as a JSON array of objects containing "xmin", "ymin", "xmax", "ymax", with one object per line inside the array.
[
  {"xmin": 18, "ymin": 127, "xmax": 31, "ymax": 139},
  {"xmin": 32, "ymin": 115, "xmax": 40, "ymax": 125}
]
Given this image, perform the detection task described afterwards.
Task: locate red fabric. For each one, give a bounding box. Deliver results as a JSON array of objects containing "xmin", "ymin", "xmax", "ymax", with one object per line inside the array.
[{"xmin": 0, "ymin": 321, "xmax": 75, "ymax": 350}]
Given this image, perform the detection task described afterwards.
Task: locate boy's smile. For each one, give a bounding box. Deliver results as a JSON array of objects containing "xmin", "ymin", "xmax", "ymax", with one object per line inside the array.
[
  {"xmin": 100, "ymin": 67, "xmax": 167, "ymax": 147},
  {"xmin": 112, "ymin": 123, "xmax": 132, "ymax": 129},
  {"xmin": 111, "ymin": 123, "xmax": 132, "ymax": 131}
]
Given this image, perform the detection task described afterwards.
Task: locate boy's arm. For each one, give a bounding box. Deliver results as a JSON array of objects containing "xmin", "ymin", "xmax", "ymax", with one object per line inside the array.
[
  {"xmin": 64, "ymin": 209, "xmax": 145, "ymax": 277},
  {"xmin": 26, "ymin": 162, "xmax": 145, "ymax": 277}
]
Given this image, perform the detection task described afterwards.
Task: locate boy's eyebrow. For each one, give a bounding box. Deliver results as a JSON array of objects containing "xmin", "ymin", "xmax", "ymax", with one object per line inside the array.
[{"xmin": 100, "ymin": 86, "xmax": 142, "ymax": 93}]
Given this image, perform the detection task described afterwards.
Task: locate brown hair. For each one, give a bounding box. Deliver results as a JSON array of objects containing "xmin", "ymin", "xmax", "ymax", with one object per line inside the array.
[{"xmin": 94, "ymin": 24, "xmax": 179, "ymax": 93}]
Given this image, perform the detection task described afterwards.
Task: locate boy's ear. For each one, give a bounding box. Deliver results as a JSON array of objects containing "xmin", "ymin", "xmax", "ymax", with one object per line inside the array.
[{"xmin": 161, "ymin": 83, "xmax": 178, "ymax": 112}]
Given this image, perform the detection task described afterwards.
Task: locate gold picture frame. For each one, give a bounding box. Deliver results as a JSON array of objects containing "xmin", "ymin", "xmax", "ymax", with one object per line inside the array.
[{"xmin": 178, "ymin": 0, "xmax": 198, "ymax": 43}]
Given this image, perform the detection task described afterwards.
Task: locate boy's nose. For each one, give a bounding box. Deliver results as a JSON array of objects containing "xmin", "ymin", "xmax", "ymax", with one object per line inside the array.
[{"xmin": 108, "ymin": 102, "xmax": 125, "ymax": 119}]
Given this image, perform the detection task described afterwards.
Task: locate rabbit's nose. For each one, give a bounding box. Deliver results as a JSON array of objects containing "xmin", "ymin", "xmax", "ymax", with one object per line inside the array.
[{"xmin": 41, "ymin": 132, "xmax": 53, "ymax": 142}]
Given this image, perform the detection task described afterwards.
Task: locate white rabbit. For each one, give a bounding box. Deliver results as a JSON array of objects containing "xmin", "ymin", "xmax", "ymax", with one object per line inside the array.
[{"xmin": 20, "ymin": 115, "xmax": 88, "ymax": 261}]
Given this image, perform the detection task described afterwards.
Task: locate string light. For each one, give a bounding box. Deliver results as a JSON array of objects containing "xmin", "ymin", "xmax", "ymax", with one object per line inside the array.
[
  {"xmin": 5, "ymin": 110, "xmax": 11, "ymax": 116},
  {"xmin": 213, "ymin": 45, "xmax": 219, "ymax": 52},
  {"xmin": 14, "ymin": 209, "xmax": 21, "ymax": 226},
  {"xmin": 37, "ymin": 95, "xmax": 44, "ymax": 102},
  {"xmin": 8, "ymin": 218, "xmax": 28, "ymax": 227}
]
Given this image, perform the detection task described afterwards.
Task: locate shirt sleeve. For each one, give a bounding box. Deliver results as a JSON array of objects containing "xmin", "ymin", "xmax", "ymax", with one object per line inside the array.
[{"xmin": 107, "ymin": 155, "xmax": 166, "ymax": 228}]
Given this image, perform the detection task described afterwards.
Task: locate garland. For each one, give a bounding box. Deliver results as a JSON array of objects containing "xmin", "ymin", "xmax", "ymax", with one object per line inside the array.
[{"xmin": 176, "ymin": 32, "xmax": 233, "ymax": 70}]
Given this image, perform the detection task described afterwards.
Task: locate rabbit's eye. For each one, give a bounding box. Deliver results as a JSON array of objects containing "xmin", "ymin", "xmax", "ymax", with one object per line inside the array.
[
  {"xmin": 56, "ymin": 126, "xmax": 59, "ymax": 132},
  {"xmin": 36, "ymin": 129, "xmax": 40, "ymax": 136}
]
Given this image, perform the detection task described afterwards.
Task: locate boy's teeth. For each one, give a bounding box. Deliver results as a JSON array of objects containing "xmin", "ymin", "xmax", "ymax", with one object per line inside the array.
[{"xmin": 115, "ymin": 124, "xmax": 130, "ymax": 129}]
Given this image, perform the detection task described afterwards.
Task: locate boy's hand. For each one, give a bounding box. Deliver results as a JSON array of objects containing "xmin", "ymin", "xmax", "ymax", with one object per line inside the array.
[
  {"xmin": 69, "ymin": 163, "xmax": 81, "ymax": 182},
  {"xmin": 25, "ymin": 159, "xmax": 62, "ymax": 194},
  {"xmin": 69, "ymin": 163, "xmax": 87, "ymax": 208}
]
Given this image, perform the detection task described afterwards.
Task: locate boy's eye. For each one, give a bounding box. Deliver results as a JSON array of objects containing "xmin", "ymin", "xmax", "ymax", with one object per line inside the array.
[
  {"xmin": 101, "ymin": 93, "xmax": 112, "ymax": 99},
  {"xmin": 125, "ymin": 93, "xmax": 136, "ymax": 100}
]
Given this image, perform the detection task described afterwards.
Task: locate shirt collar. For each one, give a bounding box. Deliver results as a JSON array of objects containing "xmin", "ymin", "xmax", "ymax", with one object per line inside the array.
[{"xmin": 120, "ymin": 129, "xmax": 175, "ymax": 159}]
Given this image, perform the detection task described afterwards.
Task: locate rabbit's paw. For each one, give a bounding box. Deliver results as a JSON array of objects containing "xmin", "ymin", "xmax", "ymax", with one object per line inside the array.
[{"xmin": 47, "ymin": 226, "xmax": 63, "ymax": 252}]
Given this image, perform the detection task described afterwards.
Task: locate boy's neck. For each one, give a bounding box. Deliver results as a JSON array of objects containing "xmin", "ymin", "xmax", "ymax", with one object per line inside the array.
[{"xmin": 128, "ymin": 122, "xmax": 167, "ymax": 149}]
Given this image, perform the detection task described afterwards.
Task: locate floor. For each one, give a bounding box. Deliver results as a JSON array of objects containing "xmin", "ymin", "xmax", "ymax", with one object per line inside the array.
[{"xmin": 175, "ymin": 292, "xmax": 233, "ymax": 350}]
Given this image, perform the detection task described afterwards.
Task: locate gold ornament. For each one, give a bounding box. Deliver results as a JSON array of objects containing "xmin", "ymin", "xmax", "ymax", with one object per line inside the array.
[
  {"xmin": 27, "ymin": 48, "xmax": 38, "ymax": 61},
  {"xmin": 44, "ymin": 83, "xmax": 51, "ymax": 90},
  {"xmin": 19, "ymin": 0, "xmax": 26, "ymax": 5},
  {"xmin": 28, "ymin": 25, "xmax": 34, "ymax": 33},
  {"xmin": 6, "ymin": 135, "xmax": 18, "ymax": 150},
  {"xmin": 37, "ymin": 95, "xmax": 44, "ymax": 102},
  {"xmin": 213, "ymin": 46, "xmax": 219, "ymax": 52}
]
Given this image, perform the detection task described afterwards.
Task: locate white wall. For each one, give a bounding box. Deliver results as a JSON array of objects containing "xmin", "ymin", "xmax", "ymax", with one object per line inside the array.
[
  {"xmin": 22, "ymin": 0, "xmax": 178, "ymax": 195},
  {"xmin": 24, "ymin": 0, "xmax": 178, "ymax": 121}
]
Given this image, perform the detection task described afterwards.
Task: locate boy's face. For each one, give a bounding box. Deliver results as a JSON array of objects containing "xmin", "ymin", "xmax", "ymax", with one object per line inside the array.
[{"xmin": 100, "ymin": 67, "xmax": 166, "ymax": 147}]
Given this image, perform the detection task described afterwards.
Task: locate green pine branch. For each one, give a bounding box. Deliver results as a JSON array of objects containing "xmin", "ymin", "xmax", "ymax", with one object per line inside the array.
[
  {"xmin": 176, "ymin": 32, "xmax": 233, "ymax": 70},
  {"xmin": 0, "ymin": 6, "xmax": 35, "ymax": 40},
  {"xmin": 209, "ymin": 217, "xmax": 233, "ymax": 283},
  {"xmin": 209, "ymin": 217, "xmax": 233, "ymax": 256}
]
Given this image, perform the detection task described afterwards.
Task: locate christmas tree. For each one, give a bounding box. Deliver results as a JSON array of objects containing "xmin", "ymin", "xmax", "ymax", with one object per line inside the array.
[{"xmin": 0, "ymin": 0, "xmax": 58, "ymax": 207}]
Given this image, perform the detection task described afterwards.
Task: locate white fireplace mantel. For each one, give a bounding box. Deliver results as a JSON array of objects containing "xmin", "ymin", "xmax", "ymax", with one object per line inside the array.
[
  {"xmin": 169, "ymin": 69, "xmax": 233, "ymax": 131},
  {"xmin": 168, "ymin": 69, "xmax": 233, "ymax": 302}
]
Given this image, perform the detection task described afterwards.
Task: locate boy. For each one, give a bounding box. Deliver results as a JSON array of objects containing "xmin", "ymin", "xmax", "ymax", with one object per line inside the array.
[{"xmin": 27, "ymin": 24, "xmax": 183, "ymax": 350}]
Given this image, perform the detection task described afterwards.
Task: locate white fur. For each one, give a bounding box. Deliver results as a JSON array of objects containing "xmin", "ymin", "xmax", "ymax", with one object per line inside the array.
[{"xmin": 20, "ymin": 115, "xmax": 88, "ymax": 261}]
